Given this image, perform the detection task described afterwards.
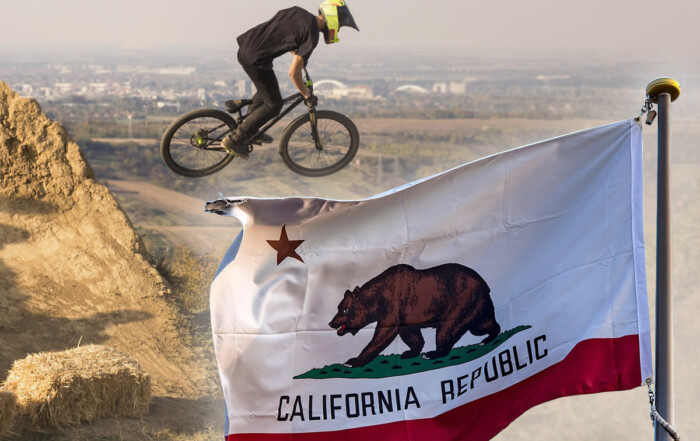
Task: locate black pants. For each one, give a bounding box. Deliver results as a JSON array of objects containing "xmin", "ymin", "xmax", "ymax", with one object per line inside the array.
[{"xmin": 237, "ymin": 50, "xmax": 283, "ymax": 136}]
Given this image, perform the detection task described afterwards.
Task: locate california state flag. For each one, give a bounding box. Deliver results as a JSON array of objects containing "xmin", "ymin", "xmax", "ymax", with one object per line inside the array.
[{"xmin": 207, "ymin": 119, "xmax": 651, "ymax": 441}]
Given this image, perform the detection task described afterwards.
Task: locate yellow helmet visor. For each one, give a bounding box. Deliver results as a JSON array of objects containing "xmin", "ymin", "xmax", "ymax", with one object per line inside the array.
[
  {"xmin": 325, "ymin": 14, "xmax": 340, "ymax": 43},
  {"xmin": 320, "ymin": 0, "xmax": 343, "ymax": 43}
]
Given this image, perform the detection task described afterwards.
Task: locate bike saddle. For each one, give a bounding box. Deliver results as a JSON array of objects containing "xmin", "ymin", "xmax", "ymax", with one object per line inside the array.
[{"xmin": 225, "ymin": 99, "xmax": 253, "ymax": 113}]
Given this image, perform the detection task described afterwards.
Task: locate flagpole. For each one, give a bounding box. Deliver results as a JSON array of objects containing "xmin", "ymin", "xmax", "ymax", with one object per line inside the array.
[{"xmin": 646, "ymin": 77, "xmax": 681, "ymax": 441}]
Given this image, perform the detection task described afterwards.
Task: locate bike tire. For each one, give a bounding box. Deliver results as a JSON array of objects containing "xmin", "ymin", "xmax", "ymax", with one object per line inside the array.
[
  {"xmin": 279, "ymin": 110, "xmax": 360, "ymax": 177},
  {"xmin": 160, "ymin": 108, "xmax": 236, "ymax": 177}
]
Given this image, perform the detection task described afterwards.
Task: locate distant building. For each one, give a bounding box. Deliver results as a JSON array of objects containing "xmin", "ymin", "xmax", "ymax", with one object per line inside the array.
[
  {"xmin": 20, "ymin": 84, "xmax": 33, "ymax": 96},
  {"xmin": 89, "ymin": 82, "xmax": 109, "ymax": 95},
  {"xmin": 393, "ymin": 84, "xmax": 429, "ymax": 95},
  {"xmin": 91, "ymin": 66, "xmax": 111, "ymax": 75},
  {"xmin": 449, "ymin": 81, "xmax": 466, "ymax": 94},
  {"xmin": 345, "ymin": 85, "xmax": 374, "ymax": 100},
  {"xmin": 157, "ymin": 67, "xmax": 196, "ymax": 75},
  {"xmin": 432, "ymin": 81, "xmax": 467, "ymax": 94},
  {"xmin": 432, "ymin": 82, "xmax": 448, "ymax": 94},
  {"xmin": 234, "ymin": 79, "xmax": 249, "ymax": 97},
  {"xmin": 157, "ymin": 101, "xmax": 181, "ymax": 111},
  {"xmin": 53, "ymin": 82, "xmax": 73, "ymax": 95},
  {"xmin": 315, "ymin": 80, "xmax": 374, "ymax": 100},
  {"xmin": 50, "ymin": 65, "xmax": 72, "ymax": 74}
]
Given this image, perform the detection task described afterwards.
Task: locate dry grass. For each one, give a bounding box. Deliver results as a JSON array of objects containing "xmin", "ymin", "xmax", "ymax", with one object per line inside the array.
[
  {"xmin": 2, "ymin": 345, "xmax": 150, "ymax": 428},
  {"xmin": 160, "ymin": 246, "xmax": 218, "ymax": 313},
  {"xmin": 0, "ymin": 388, "xmax": 16, "ymax": 436}
]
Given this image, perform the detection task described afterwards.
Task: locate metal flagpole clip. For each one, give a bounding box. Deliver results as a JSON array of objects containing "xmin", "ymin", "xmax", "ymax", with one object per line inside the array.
[
  {"xmin": 205, "ymin": 193, "xmax": 237, "ymax": 214},
  {"xmin": 646, "ymin": 378, "xmax": 655, "ymax": 421},
  {"xmin": 635, "ymin": 97, "xmax": 656, "ymax": 125},
  {"xmin": 646, "ymin": 378, "xmax": 681, "ymax": 440}
]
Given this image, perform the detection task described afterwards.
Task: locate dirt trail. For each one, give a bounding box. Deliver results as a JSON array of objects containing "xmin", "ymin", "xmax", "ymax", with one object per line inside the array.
[{"xmin": 107, "ymin": 180, "xmax": 240, "ymax": 256}]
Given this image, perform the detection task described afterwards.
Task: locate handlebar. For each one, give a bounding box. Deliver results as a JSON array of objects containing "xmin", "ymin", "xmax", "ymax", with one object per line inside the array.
[{"xmin": 303, "ymin": 68, "xmax": 313, "ymax": 94}]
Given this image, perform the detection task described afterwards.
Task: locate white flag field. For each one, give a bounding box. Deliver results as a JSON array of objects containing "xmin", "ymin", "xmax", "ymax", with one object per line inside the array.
[{"xmin": 206, "ymin": 119, "xmax": 651, "ymax": 441}]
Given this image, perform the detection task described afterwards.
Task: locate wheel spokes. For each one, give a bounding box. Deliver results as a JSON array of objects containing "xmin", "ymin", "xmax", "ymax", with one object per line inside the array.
[
  {"xmin": 170, "ymin": 116, "xmax": 230, "ymax": 171},
  {"xmin": 286, "ymin": 119, "xmax": 352, "ymax": 172}
]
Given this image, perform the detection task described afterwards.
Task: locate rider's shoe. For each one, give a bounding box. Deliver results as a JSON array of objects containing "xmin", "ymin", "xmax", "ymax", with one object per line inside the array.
[
  {"xmin": 225, "ymin": 99, "xmax": 253, "ymax": 113},
  {"xmin": 255, "ymin": 134, "xmax": 273, "ymax": 144},
  {"xmin": 222, "ymin": 132, "xmax": 249, "ymax": 160}
]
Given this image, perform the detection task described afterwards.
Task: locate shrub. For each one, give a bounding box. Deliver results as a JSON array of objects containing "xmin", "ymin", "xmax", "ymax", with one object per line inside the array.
[{"xmin": 160, "ymin": 246, "xmax": 217, "ymax": 313}]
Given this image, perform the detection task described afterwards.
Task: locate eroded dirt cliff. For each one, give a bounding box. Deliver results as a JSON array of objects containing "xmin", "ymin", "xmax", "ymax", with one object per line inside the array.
[{"xmin": 0, "ymin": 81, "xmax": 206, "ymax": 399}]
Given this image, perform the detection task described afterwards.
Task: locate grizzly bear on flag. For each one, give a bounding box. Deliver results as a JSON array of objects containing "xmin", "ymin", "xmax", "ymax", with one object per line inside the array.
[{"xmin": 329, "ymin": 263, "xmax": 501, "ymax": 368}]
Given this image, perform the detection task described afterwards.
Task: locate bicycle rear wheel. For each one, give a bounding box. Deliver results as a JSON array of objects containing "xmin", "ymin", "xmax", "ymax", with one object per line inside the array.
[
  {"xmin": 160, "ymin": 109, "xmax": 236, "ymax": 177},
  {"xmin": 279, "ymin": 110, "xmax": 359, "ymax": 177}
]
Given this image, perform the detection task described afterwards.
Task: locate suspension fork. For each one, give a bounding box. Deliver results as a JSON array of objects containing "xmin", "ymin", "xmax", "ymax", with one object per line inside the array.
[
  {"xmin": 308, "ymin": 106, "xmax": 323, "ymax": 151},
  {"xmin": 303, "ymin": 67, "xmax": 323, "ymax": 151}
]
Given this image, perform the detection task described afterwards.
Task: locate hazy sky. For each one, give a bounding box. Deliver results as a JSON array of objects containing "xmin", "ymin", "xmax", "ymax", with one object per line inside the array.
[{"xmin": 1, "ymin": 0, "xmax": 699, "ymax": 60}]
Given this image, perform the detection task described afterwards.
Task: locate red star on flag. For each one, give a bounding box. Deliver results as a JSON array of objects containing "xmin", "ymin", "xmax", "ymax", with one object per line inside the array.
[{"xmin": 267, "ymin": 225, "xmax": 304, "ymax": 265}]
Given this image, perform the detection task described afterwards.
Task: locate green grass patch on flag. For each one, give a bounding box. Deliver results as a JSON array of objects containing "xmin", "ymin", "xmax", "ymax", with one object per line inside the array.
[{"xmin": 295, "ymin": 325, "xmax": 532, "ymax": 380}]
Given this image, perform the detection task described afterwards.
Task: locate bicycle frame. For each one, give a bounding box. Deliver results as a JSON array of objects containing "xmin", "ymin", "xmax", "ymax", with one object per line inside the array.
[
  {"xmin": 239, "ymin": 93, "xmax": 305, "ymax": 141},
  {"xmin": 232, "ymin": 69, "xmax": 324, "ymax": 150}
]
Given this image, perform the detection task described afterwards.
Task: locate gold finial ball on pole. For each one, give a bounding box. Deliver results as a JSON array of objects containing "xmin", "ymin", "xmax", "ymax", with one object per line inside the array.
[{"xmin": 646, "ymin": 77, "xmax": 681, "ymax": 103}]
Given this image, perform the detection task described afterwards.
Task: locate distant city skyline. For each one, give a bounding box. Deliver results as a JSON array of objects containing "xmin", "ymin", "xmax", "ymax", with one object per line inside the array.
[{"xmin": 1, "ymin": 0, "xmax": 699, "ymax": 61}]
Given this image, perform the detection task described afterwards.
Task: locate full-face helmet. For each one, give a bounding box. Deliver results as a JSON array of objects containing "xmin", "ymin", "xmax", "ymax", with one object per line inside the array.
[{"xmin": 318, "ymin": 0, "xmax": 359, "ymax": 44}]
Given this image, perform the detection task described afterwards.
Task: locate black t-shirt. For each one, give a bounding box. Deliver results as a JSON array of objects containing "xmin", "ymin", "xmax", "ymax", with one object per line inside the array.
[{"xmin": 237, "ymin": 7, "xmax": 320, "ymax": 70}]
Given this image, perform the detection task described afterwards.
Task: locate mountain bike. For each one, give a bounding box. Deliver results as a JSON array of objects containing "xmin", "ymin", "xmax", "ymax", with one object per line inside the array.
[{"xmin": 160, "ymin": 69, "xmax": 360, "ymax": 178}]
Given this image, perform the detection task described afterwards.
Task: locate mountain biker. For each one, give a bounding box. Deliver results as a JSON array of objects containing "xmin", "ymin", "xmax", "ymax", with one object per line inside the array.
[{"xmin": 222, "ymin": 1, "xmax": 359, "ymax": 159}]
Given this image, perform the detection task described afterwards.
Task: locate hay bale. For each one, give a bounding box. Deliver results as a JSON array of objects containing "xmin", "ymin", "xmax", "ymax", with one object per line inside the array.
[
  {"xmin": 0, "ymin": 388, "xmax": 16, "ymax": 436},
  {"xmin": 2, "ymin": 345, "xmax": 150, "ymax": 427}
]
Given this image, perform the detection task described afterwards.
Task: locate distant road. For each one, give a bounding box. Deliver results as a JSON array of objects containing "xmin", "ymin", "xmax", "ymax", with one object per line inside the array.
[
  {"xmin": 106, "ymin": 180, "xmax": 229, "ymax": 226},
  {"xmin": 93, "ymin": 138, "xmax": 160, "ymax": 144},
  {"xmin": 106, "ymin": 180, "xmax": 240, "ymax": 256}
]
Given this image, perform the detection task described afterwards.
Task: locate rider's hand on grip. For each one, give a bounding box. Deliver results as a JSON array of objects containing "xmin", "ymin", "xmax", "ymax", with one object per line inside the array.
[{"xmin": 305, "ymin": 94, "xmax": 318, "ymax": 108}]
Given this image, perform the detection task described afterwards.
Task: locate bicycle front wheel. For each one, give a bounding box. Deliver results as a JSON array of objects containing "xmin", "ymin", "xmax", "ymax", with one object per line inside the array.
[
  {"xmin": 160, "ymin": 109, "xmax": 236, "ymax": 177},
  {"xmin": 279, "ymin": 110, "xmax": 359, "ymax": 177}
]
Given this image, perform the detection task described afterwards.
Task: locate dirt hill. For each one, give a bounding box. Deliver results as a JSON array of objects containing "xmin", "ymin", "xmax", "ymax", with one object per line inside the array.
[{"xmin": 0, "ymin": 82, "xmax": 215, "ymax": 432}]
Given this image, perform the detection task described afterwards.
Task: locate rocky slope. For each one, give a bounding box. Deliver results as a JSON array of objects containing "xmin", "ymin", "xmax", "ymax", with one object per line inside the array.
[{"xmin": 0, "ymin": 81, "xmax": 205, "ymax": 400}]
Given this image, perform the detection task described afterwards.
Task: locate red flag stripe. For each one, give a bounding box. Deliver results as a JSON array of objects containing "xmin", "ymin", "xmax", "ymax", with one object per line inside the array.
[{"xmin": 227, "ymin": 335, "xmax": 641, "ymax": 441}]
